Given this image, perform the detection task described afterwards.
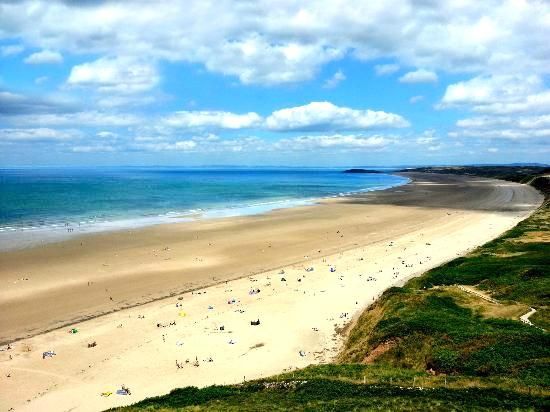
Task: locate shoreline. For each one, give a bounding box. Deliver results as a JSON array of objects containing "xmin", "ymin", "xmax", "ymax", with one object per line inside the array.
[
  {"xmin": 0, "ymin": 184, "xmax": 409, "ymax": 346},
  {"xmin": 0, "ymin": 173, "xmax": 542, "ymax": 344},
  {"xmin": 0, "ymin": 172, "xmax": 544, "ymax": 411},
  {"xmin": 0, "ymin": 174, "xmax": 409, "ymax": 252}
]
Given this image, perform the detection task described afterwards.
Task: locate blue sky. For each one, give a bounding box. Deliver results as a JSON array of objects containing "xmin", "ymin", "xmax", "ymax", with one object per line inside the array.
[{"xmin": 0, "ymin": 1, "xmax": 549, "ymax": 167}]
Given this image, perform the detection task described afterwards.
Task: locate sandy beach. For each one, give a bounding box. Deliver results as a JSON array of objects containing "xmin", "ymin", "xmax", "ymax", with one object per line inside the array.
[{"xmin": 0, "ymin": 173, "xmax": 543, "ymax": 411}]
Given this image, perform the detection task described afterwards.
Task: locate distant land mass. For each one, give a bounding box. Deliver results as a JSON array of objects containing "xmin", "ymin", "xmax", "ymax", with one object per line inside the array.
[
  {"xmin": 343, "ymin": 168, "xmax": 383, "ymax": 174},
  {"xmin": 398, "ymin": 165, "xmax": 550, "ymax": 184}
]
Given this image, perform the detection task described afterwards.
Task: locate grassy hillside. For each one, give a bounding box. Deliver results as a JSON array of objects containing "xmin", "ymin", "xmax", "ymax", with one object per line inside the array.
[
  {"xmin": 399, "ymin": 165, "xmax": 549, "ymax": 184},
  {"xmin": 340, "ymin": 189, "xmax": 549, "ymax": 386},
  {"xmin": 117, "ymin": 377, "xmax": 548, "ymax": 411},
  {"xmin": 115, "ymin": 169, "xmax": 549, "ymax": 411}
]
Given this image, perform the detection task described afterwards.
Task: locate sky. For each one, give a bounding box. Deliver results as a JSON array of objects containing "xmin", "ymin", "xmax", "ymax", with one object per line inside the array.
[{"xmin": 0, "ymin": 0, "xmax": 549, "ymax": 167}]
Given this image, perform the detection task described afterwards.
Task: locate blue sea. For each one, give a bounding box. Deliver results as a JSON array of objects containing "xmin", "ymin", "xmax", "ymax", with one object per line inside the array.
[{"xmin": 0, "ymin": 167, "xmax": 408, "ymax": 250}]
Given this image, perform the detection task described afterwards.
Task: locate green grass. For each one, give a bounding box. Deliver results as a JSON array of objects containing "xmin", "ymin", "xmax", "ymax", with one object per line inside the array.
[
  {"xmin": 340, "ymin": 200, "xmax": 550, "ymax": 390},
  {"xmin": 341, "ymin": 287, "xmax": 549, "ymax": 385},
  {"xmin": 114, "ymin": 378, "xmax": 549, "ymax": 411},
  {"xmin": 410, "ymin": 204, "xmax": 550, "ymax": 329},
  {"xmin": 400, "ymin": 165, "xmax": 549, "ymax": 184}
]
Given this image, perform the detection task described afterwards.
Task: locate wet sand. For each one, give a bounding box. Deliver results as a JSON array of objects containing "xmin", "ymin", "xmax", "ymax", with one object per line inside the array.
[{"xmin": 0, "ymin": 173, "xmax": 543, "ymax": 411}]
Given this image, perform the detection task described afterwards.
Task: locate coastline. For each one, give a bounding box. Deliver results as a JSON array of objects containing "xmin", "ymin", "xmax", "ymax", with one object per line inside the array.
[
  {"xmin": 0, "ymin": 173, "xmax": 542, "ymax": 344},
  {"xmin": 0, "ymin": 173, "xmax": 544, "ymax": 411},
  {"xmin": 0, "ymin": 173, "xmax": 409, "ymax": 252}
]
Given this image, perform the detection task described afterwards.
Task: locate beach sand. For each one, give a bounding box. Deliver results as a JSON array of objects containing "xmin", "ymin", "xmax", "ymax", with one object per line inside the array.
[{"xmin": 0, "ymin": 173, "xmax": 543, "ymax": 411}]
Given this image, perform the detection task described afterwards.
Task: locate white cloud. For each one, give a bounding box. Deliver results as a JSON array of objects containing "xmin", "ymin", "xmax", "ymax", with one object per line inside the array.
[
  {"xmin": 416, "ymin": 136, "xmax": 436, "ymax": 145},
  {"xmin": 1, "ymin": 1, "xmax": 549, "ymax": 85},
  {"xmin": 1, "ymin": 44, "xmax": 24, "ymax": 56},
  {"xmin": 10, "ymin": 111, "xmax": 141, "ymax": 127},
  {"xmin": 97, "ymin": 131, "xmax": 118, "ymax": 139},
  {"xmin": 129, "ymin": 132, "xmax": 394, "ymax": 154},
  {"xmin": 198, "ymin": 36, "xmax": 344, "ymax": 85},
  {"xmin": 323, "ymin": 70, "xmax": 346, "ymax": 88},
  {"xmin": 162, "ymin": 111, "xmax": 262, "ymax": 129},
  {"xmin": 34, "ymin": 76, "xmax": 49, "ymax": 85},
  {"xmin": 96, "ymin": 95, "xmax": 158, "ymax": 108},
  {"xmin": 265, "ymin": 101, "xmax": 409, "ymax": 131},
  {"xmin": 441, "ymin": 75, "xmax": 543, "ymax": 109},
  {"xmin": 456, "ymin": 115, "xmax": 550, "ymax": 130},
  {"xmin": 72, "ymin": 144, "xmax": 116, "ymax": 153},
  {"xmin": 409, "ymin": 95, "xmax": 424, "ymax": 104},
  {"xmin": 0, "ymin": 128, "xmax": 80, "ymax": 141},
  {"xmin": 67, "ymin": 56, "xmax": 159, "ymax": 94},
  {"xmin": 374, "ymin": 64, "xmax": 400, "ymax": 76},
  {"xmin": 159, "ymin": 102, "xmax": 408, "ymax": 133},
  {"xmin": 449, "ymin": 128, "xmax": 550, "ymax": 140},
  {"xmin": 474, "ymin": 91, "xmax": 550, "ymax": 115},
  {"xmin": 275, "ymin": 134, "xmax": 393, "ymax": 151},
  {"xmin": 399, "ymin": 69, "xmax": 438, "ymax": 84},
  {"xmin": 488, "ymin": 147, "xmax": 499, "ymax": 153},
  {"xmin": 415, "ymin": 129, "xmax": 438, "ymax": 145},
  {"xmin": 0, "ymin": 91, "xmax": 77, "ymax": 115},
  {"xmin": 443, "ymin": 75, "xmax": 550, "ymax": 141},
  {"xmin": 24, "ymin": 49, "xmax": 63, "ymax": 64},
  {"xmin": 133, "ymin": 140, "xmax": 197, "ymax": 152}
]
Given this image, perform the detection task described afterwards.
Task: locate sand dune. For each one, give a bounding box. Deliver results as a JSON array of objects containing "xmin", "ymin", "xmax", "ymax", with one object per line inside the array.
[{"xmin": 0, "ymin": 173, "xmax": 543, "ymax": 411}]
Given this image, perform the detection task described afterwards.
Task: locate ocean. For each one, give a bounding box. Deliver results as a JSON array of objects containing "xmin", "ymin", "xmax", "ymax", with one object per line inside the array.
[{"xmin": 0, "ymin": 167, "xmax": 408, "ymax": 250}]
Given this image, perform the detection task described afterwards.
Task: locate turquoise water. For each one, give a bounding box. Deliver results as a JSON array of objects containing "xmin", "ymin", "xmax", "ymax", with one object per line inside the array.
[{"xmin": 0, "ymin": 167, "xmax": 407, "ymax": 248}]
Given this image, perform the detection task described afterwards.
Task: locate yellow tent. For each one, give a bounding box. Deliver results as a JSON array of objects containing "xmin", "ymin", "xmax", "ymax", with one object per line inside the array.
[{"xmin": 178, "ymin": 311, "xmax": 187, "ymax": 317}]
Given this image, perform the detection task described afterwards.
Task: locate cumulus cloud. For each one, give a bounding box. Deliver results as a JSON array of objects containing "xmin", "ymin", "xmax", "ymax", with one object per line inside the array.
[
  {"xmin": 323, "ymin": 70, "xmax": 345, "ymax": 88},
  {"xmin": 275, "ymin": 134, "xmax": 393, "ymax": 151},
  {"xmin": 158, "ymin": 102, "xmax": 408, "ymax": 133},
  {"xmin": 265, "ymin": 102, "xmax": 409, "ymax": 132},
  {"xmin": 24, "ymin": 49, "xmax": 63, "ymax": 64},
  {"xmin": 449, "ymin": 128, "xmax": 550, "ymax": 140},
  {"xmin": 445, "ymin": 76, "xmax": 550, "ymax": 141},
  {"xmin": 198, "ymin": 36, "xmax": 344, "ymax": 85},
  {"xmin": 67, "ymin": 56, "xmax": 159, "ymax": 94},
  {"xmin": 0, "ymin": 128, "xmax": 80, "ymax": 141},
  {"xmin": 130, "ymin": 133, "xmax": 394, "ymax": 154},
  {"xmin": 399, "ymin": 69, "xmax": 438, "ymax": 84},
  {"xmin": 0, "ymin": 90, "xmax": 76, "ymax": 115},
  {"xmin": 97, "ymin": 131, "xmax": 118, "ymax": 139},
  {"xmin": 34, "ymin": 76, "xmax": 49, "ymax": 85},
  {"xmin": 441, "ymin": 75, "xmax": 544, "ymax": 110},
  {"xmin": 416, "ymin": 136, "xmax": 437, "ymax": 145},
  {"xmin": 132, "ymin": 136, "xmax": 264, "ymax": 153},
  {"xmin": 1, "ymin": 44, "xmax": 24, "ymax": 56},
  {"xmin": 134, "ymin": 140, "xmax": 197, "ymax": 152},
  {"xmin": 162, "ymin": 110, "xmax": 262, "ymax": 130},
  {"xmin": 374, "ymin": 64, "xmax": 400, "ymax": 76},
  {"xmin": 1, "ymin": 1, "xmax": 549, "ymax": 85},
  {"xmin": 409, "ymin": 95, "xmax": 424, "ymax": 104},
  {"xmin": 72, "ymin": 144, "xmax": 116, "ymax": 153},
  {"xmin": 9, "ymin": 111, "xmax": 141, "ymax": 127},
  {"xmin": 415, "ymin": 130, "xmax": 440, "ymax": 147}
]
